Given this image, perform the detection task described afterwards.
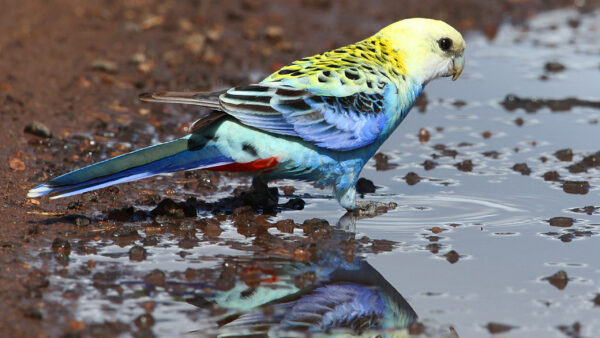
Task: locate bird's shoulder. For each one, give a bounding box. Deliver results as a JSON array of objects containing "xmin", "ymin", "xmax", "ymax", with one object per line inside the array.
[{"xmin": 262, "ymin": 36, "xmax": 407, "ymax": 97}]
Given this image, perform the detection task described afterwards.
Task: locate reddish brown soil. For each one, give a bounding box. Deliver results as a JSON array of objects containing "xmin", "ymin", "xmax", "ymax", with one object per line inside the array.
[{"xmin": 1, "ymin": 0, "xmax": 598, "ymax": 336}]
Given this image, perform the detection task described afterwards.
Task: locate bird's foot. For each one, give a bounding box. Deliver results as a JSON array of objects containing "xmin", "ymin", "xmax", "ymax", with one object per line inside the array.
[{"xmin": 354, "ymin": 200, "xmax": 397, "ymax": 218}]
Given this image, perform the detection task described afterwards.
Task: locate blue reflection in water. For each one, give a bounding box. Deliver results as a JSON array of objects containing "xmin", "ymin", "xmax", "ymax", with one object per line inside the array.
[{"xmin": 179, "ymin": 213, "xmax": 418, "ymax": 337}]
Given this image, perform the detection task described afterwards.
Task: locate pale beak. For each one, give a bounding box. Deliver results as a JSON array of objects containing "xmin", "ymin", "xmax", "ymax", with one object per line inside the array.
[{"xmin": 452, "ymin": 55, "xmax": 465, "ymax": 81}]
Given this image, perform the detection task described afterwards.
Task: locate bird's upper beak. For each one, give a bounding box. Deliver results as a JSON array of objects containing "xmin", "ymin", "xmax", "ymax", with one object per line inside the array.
[{"xmin": 452, "ymin": 55, "xmax": 465, "ymax": 81}]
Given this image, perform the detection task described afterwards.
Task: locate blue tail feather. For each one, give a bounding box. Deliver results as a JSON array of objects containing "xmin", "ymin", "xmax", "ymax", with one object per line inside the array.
[{"xmin": 27, "ymin": 136, "xmax": 232, "ymax": 199}]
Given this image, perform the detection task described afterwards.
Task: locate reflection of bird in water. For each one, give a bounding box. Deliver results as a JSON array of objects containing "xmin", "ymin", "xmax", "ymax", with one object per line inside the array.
[
  {"xmin": 179, "ymin": 213, "xmax": 420, "ymax": 337},
  {"xmin": 28, "ymin": 18, "xmax": 465, "ymax": 211}
]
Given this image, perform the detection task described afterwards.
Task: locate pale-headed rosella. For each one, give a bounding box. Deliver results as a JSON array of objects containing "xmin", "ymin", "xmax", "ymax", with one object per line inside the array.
[{"xmin": 28, "ymin": 18, "xmax": 465, "ymax": 210}]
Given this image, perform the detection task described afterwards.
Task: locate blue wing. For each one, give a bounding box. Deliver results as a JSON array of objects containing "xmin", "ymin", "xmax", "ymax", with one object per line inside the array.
[{"xmin": 219, "ymin": 83, "xmax": 398, "ymax": 151}]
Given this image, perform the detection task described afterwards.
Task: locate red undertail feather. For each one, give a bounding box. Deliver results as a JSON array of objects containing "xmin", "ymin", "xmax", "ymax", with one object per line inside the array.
[{"xmin": 207, "ymin": 157, "xmax": 278, "ymax": 172}]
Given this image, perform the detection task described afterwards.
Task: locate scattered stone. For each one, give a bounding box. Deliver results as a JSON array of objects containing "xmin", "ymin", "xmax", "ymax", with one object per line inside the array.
[
  {"xmin": 407, "ymin": 322, "xmax": 425, "ymax": 335},
  {"xmin": 129, "ymin": 245, "xmax": 147, "ymax": 261},
  {"xmin": 51, "ymin": 237, "xmax": 71, "ymax": 255},
  {"xmin": 418, "ymin": 128, "xmax": 430, "ymax": 142},
  {"xmin": 486, "ymin": 322, "xmax": 515, "ymax": 334},
  {"xmin": 24, "ymin": 121, "xmax": 52, "ymax": 138},
  {"xmin": 543, "ymin": 171, "xmax": 560, "ymax": 181},
  {"xmin": 134, "ymin": 313, "xmax": 155, "ymax": 329},
  {"xmin": 562, "ymin": 181, "xmax": 590, "ymax": 195},
  {"xmin": 373, "ymin": 152, "xmax": 398, "ymax": 171},
  {"xmin": 544, "ymin": 270, "xmax": 569, "ymax": 290},
  {"xmin": 74, "ymin": 216, "xmax": 91, "ymax": 227},
  {"xmin": 92, "ymin": 271, "xmax": 120, "ymax": 288},
  {"xmin": 275, "ymin": 219, "xmax": 295, "ymax": 234},
  {"xmin": 422, "ymin": 160, "xmax": 437, "ymax": 170},
  {"xmin": 91, "ymin": 59, "xmax": 118, "ymax": 73},
  {"xmin": 144, "ymin": 269, "xmax": 166, "ymax": 287},
  {"xmin": 481, "ymin": 131, "xmax": 492, "ymax": 139},
  {"xmin": 8, "ymin": 157, "xmax": 25, "ymax": 171},
  {"xmin": 548, "ymin": 217, "xmax": 574, "ymax": 227},
  {"xmin": 512, "ymin": 163, "xmax": 531, "ymax": 175},
  {"xmin": 112, "ymin": 226, "xmax": 138, "ymax": 238},
  {"xmin": 501, "ymin": 94, "xmax": 600, "ymax": 113},
  {"xmin": 569, "ymin": 206, "xmax": 598, "ymax": 215},
  {"xmin": 455, "ymin": 159, "xmax": 473, "ymax": 172},
  {"xmin": 482, "ymin": 151, "xmax": 500, "ymax": 159},
  {"xmin": 356, "ymin": 178, "xmax": 376, "ymax": 196},
  {"xmin": 444, "ymin": 250, "xmax": 460, "ymax": 264},
  {"xmin": 593, "ymin": 294, "xmax": 600, "ymax": 307},
  {"xmin": 404, "ymin": 172, "xmax": 421, "ymax": 185},
  {"xmin": 282, "ymin": 186, "xmax": 295, "ymax": 196},
  {"xmin": 514, "ymin": 117, "xmax": 525, "ymax": 126},
  {"xmin": 544, "ymin": 61, "xmax": 565, "ymax": 73},
  {"xmin": 557, "ymin": 322, "xmax": 581, "ymax": 337},
  {"xmin": 554, "ymin": 148, "xmax": 573, "ymax": 161},
  {"xmin": 150, "ymin": 198, "xmax": 185, "ymax": 218},
  {"xmin": 108, "ymin": 206, "xmax": 134, "ymax": 222},
  {"xmin": 282, "ymin": 198, "xmax": 305, "ymax": 210}
]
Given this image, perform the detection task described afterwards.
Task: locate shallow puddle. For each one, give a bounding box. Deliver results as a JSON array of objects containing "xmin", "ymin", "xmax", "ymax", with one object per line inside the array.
[{"xmin": 39, "ymin": 8, "xmax": 600, "ymax": 337}]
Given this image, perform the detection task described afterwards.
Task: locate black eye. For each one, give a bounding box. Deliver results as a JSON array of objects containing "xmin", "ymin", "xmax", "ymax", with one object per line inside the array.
[{"xmin": 438, "ymin": 37, "xmax": 453, "ymax": 51}]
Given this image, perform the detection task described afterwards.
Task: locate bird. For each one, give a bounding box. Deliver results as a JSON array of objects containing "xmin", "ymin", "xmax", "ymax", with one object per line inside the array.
[{"xmin": 27, "ymin": 18, "xmax": 465, "ymax": 211}]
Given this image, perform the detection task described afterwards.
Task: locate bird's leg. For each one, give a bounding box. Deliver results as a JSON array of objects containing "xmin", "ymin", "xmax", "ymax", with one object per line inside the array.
[
  {"xmin": 334, "ymin": 181, "xmax": 397, "ymax": 217},
  {"xmin": 355, "ymin": 200, "xmax": 398, "ymax": 217}
]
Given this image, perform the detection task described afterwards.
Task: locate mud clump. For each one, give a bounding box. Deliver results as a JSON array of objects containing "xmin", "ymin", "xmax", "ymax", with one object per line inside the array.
[
  {"xmin": 150, "ymin": 198, "xmax": 196, "ymax": 218},
  {"xmin": 486, "ymin": 322, "xmax": 515, "ymax": 334},
  {"xmin": 455, "ymin": 159, "xmax": 473, "ymax": 172},
  {"xmin": 554, "ymin": 148, "xmax": 573, "ymax": 161},
  {"xmin": 512, "ymin": 163, "xmax": 531, "ymax": 175},
  {"xmin": 144, "ymin": 270, "xmax": 166, "ymax": 287},
  {"xmin": 373, "ymin": 152, "xmax": 398, "ymax": 171},
  {"xmin": 557, "ymin": 322, "xmax": 581, "ymax": 337},
  {"xmin": 548, "ymin": 217, "xmax": 574, "ymax": 227},
  {"xmin": 482, "ymin": 151, "xmax": 500, "ymax": 159},
  {"xmin": 356, "ymin": 177, "xmax": 376, "ymax": 196},
  {"xmin": 593, "ymin": 294, "xmax": 600, "ymax": 307},
  {"xmin": 418, "ymin": 128, "xmax": 430, "ymax": 142},
  {"xmin": 108, "ymin": 206, "xmax": 135, "ymax": 222},
  {"xmin": 134, "ymin": 313, "xmax": 155, "ymax": 329},
  {"xmin": 404, "ymin": 172, "xmax": 421, "ymax": 185},
  {"xmin": 444, "ymin": 250, "xmax": 460, "ymax": 264},
  {"xmin": 570, "ymin": 206, "xmax": 598, "ymax": 215},
  {"xmin": 502, "ymin": 94, "xmax": 600, "ymax": 113},
  {"xmin": 544, "ymin": 270, "xmax": 569, "ymax": 290},
  {"xmin": 129, "ymin": 245, "xmax": 147, "ymax": 261},
  {"xmin": 544, "ymin": 61, "xmax": 566, "ymax": 73},
  {"xmin": 51, "ymin": 237, "xmax": 71, "ymax": 255},
  {"xmin": 422, "ymin": 160, "xmax": 437, "ymax": 170},
  {"xmin": 543, "ymin": 171, "xmax": 560, "ymax": 181},
  {"xmin": 562, "ymin": 181, "xmax": 590, "ymax": 195}
]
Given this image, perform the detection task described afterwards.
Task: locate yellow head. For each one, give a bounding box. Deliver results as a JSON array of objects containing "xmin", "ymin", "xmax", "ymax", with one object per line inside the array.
[{"xmin": 377, "ymin": 18, "xmax": 465, "ymax": 84}]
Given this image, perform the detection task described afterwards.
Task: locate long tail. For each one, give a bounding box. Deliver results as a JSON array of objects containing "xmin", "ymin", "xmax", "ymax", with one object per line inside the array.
[{"xmin": 27, "ymin": 135, "xmax": 233, "ymax": 199}]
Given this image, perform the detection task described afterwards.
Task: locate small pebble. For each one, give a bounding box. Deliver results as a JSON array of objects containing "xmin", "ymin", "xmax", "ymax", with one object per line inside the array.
[
  {"xmin": 24, "ymin": 121, "xmax": 52, "ymax": 138},
  {"xmin": 554, "ymin": 148, "xmax": 573, "ymax": 161},
  {"xmin": 134, "ymin": 313, "xmax": 155, "ymax": 329},
  {"xmin": 512, "ymin": 163, "xmax": 531, "ymax": 175},
  {"xmin": 129, "ymin": 245, "xmax": 147, "ymax": 261},
  {"xmin": 91, "ymin": 59, "xmax": 119, "ymax": 73},
  {"xmin": 418, "ymin": 128, "xmax": 430, "ymax": 142},
  {"xmin": 544, "ymin": 270, "xmax": 569, "ymax": 290},
  {"xmin": 404, "ymin": 172, "xmax": 421, "ymax": 185},
  {"xmin": 548, "ymin": 217, "xmax": 574, "ymax": 227},
  {"xmin": 562, "ymin": 181, "xmax": 590, "ymax": 195},
  {"xmin": 486, "ymin": 322, "xmax": 515, "ymax": 334}
]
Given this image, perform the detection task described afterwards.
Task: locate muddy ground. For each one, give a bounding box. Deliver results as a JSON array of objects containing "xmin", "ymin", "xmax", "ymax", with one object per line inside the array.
[{"xmin": 2, "ymin": 0, "xmax": 600, "ymax": 336}]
